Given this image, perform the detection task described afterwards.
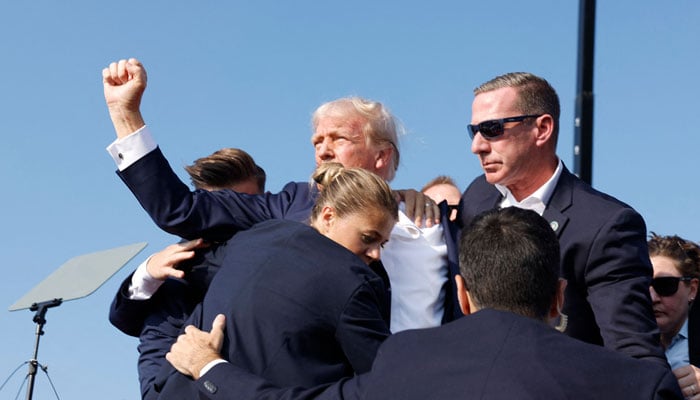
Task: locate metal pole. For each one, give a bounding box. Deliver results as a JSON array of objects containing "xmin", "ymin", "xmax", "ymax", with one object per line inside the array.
[{"xmin": 573, "ymin": 0, "xmax": 596, "ymax": 184}]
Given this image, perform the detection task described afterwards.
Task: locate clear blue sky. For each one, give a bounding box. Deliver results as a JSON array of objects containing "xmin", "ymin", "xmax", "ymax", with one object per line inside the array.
[{"xmin": 1, "ymin": 2, "xmax": 698, "ymax": 399}]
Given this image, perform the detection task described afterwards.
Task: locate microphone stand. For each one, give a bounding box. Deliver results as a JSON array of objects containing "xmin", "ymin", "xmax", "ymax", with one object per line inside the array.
[{"xmin": 25, "ymin": 298, "xmax": 62, "ymax": 400}]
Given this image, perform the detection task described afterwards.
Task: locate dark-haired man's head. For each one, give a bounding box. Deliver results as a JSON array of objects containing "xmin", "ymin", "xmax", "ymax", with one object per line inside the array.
[
  {"xmin": 456, "ymin": 207, "xmax": 564, "ymax": 322},
  {"xmin": 184, "ymin": 148, "xmax": 265, "ymax": 194}
]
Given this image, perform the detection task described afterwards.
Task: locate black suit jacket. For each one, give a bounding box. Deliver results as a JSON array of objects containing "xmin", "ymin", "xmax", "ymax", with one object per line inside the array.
[
  {"xmin": 460, "ymin": 166, "xmax": 666, "ymax": 364},
  {"xmin": 153, "ymin": 219, "xmax": 391, "ymax": 398},
  {"xmin": 688, "ymin": 301, "xmax": 700, "ymax": 366},
  {"xmin": 180, "ymin": 309, "xmax": 682, "ymax": 400}
]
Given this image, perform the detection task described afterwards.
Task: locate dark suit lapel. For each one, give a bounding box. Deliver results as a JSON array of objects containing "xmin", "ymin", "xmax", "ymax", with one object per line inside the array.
[
  {"xmin": 478, "ymin": 185, "xmax": 502, "ymax": 213},
  {"xmin": 459, "ymin": 176, "xmax": 502, "ymax": 229},
  {"xmin": 542, "ymin": 167, "xmax": 574, "ymax": 238}
]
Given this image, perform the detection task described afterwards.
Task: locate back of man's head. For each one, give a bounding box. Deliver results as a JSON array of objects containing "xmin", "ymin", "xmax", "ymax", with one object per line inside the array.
[
  {"xmin": 459, "ymin": 207, "xmax": 560, "ymax": 319},
  {"xmin": 184, "ymin": 148, "xmax": 265, "ymax": 193}
]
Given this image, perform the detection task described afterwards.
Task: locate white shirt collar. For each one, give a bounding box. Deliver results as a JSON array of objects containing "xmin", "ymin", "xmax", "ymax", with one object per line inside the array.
[{"xmin": 496, "ymin": 159, "xmax": 563, "ymax": 215}]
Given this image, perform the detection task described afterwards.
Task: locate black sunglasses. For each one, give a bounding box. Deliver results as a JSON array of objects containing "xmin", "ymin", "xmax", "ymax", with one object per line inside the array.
[
  {"xmin": 467, "ymin": 114, "xmax": 542, "ymax": 140},
  {"xmin": 650, "ymin": 276, "xmax": 694, "ymax": 297}
]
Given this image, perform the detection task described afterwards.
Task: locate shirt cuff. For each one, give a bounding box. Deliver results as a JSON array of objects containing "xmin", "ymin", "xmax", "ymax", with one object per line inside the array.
[
  {"xmin": 106, "ymin": 125, "xmax": 157, "ymax": 171},
  {"xmin": 127, "ymin": 255, "xmax": 165, "ymax": 300},
  {"xmin": 200, "ymin": 359, "xmax": 228, "ymax": 378}
]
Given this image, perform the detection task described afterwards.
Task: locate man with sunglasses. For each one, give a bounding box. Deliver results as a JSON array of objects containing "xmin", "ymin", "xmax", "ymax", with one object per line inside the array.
[{"xmin": 460, "ymin": 72, "xmax": 666, "ymax": 365}]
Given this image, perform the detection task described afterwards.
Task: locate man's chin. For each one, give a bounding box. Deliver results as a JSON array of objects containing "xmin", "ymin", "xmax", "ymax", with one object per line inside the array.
[{"xmin": 483, "ymin": 172, "xmax": 503, "ymax": 185}]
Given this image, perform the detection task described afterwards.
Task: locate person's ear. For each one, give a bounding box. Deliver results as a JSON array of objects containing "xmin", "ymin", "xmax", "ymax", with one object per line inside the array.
[
  {"xmin": 548, "ymin": 279, "xmax": 567, "ymax": 319},
  {"xmin": 319, "ymin": 205, "xmax": 335, "ymax": 233},
  {"xmin": 534, "ymin": 114, "xmax": 555, "ymax": 147},
  {"xmin": 549, "ymin": 279, "xmax": 568, "ymax": 332},
  {"xmin": 689, "ymin": 278, "xmax": 699, "ymax": 303},
  {"xmin": 455, "ymin": 275, "xmax": 471, "ymax": 316},
  {"xmin": 373, "ymin": 145, "xmax": 393, "ymax": 173}
]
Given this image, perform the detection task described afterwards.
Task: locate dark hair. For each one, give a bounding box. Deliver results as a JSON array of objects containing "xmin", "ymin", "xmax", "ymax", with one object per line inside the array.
[
  {"xmin": 648, "ymin": 232, "xmax": 700, "ymax": 279},
  {"xmin": 254, "ymin": 165, "xmax": 267, "ymax": 193},
  {"xmin": 184, "ymin": 148, "xmax": 265, "ymax": 192},
  {"xmin": 459, "ymin": 207, "xmax": 560, "ymax": 319}
]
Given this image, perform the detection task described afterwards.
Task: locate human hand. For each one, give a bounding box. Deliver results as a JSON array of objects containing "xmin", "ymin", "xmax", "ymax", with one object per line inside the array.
[
  {"xmin": 394, "ymin": 189, "xmax": 440, "ymax": 228},
  {"xmin": 146, "ymin": 239, "xmax": 209, "ymax": 281},
  {"xmin": 674, "ymin": 364, "xmax": 700, "ymax": 399},
  {"xmin": 166, "ymin": 314, "xmax": 226, "ymax": 380},
  {"xmin": 102, "ymin": 58, "xmax": 147, "ymax": 138}
]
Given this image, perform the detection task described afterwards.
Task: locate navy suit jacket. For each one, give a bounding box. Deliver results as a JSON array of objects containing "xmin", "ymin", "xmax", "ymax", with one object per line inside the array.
[
  {"xmin": 688, "ymin": 301, "xmax": 700, "ymax": 366},
  {"xmin": 152, "ymin": 219, "xmax": 391, "ymax": 398},
  {"xmin": 110, "ymin": 238, "xmax": 392, "ymax": 399},
  {"xmin": 176, "ymin": 309, "xmax": 682, "ymax": 400},
  {"xmin": 118, "ymin": 148, "xmax": 317, "ymax": 242},
  {"xmin": 460, "ymin": 167, "xmax": 666, "ymax": 364}
]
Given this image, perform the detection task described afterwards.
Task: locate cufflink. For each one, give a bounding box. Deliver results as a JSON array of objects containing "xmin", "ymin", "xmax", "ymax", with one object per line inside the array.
[
  {"xmin": 203, "ymin": 380, "xmax": 218, "ymax": 394},
  {"xmin": 118, "ymin": 153, "xmax": 124, "ymax": 160}
]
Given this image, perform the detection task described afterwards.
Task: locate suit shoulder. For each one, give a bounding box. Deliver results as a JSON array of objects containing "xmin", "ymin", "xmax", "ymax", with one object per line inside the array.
[
  {"xmin": 565, "ymin": 172, "xmax": 637, "ymax": 212},
  {"xmin": 249, "ymin": 220, "xmax": 377, "ymax": 280},
  {"xmin": 278, "ymin": 181, "xmax": 319, "ymax": 205},
  {"xmin": 462, "ymin": 175, "xmax": 491, "ymax": 196},
  {"xmin": 550, "ymin": 171, "xmax": 646, "ymax": 231},
  {"xmin": 379, "ymin": 313, "xmax": 484, "ymax": 352},
  {"xmin": 281, "ymin": 181, "xmax": 313, "ymax": 193},
  {"xmin": 575, "ymin": 183, "xmax": 631, "ymax": 208}
]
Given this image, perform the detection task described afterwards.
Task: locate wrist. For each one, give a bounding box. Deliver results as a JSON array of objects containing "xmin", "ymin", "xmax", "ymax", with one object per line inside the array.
[
  {"xmin": 108, "ymin": 106, "xmax": 146, "ymax": 138},
  {"xmin": 196, "ymin": 358, "xmax": 227, "ymax": 380}
]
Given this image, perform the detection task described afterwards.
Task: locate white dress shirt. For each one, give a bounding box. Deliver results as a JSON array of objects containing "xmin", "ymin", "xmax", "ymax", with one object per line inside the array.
[
  {"xmin": 127, "ymin": 257, "xmax": 163, "ymax": 300},
  {"xmin": 381, "ymin": 205, "xmax": 448, "ymax": 333}
]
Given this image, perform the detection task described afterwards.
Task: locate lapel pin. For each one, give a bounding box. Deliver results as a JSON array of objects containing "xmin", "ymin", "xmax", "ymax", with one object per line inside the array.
[{"xmin": 550, "ymin": 221, "xmax": 559, "ymax": 231}]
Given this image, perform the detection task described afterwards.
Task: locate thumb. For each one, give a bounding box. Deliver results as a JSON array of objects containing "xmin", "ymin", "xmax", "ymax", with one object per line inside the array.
[
  {"xmin": 210, "ymin": 314, "xmax": 226, "ymax": 350},
  {"xmin": 125, "ymin": 58, "xmax": 148, "ymax": 85}
]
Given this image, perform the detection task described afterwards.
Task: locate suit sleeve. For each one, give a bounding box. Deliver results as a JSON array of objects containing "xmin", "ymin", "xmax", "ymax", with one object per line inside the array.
[
  {"xmin": 185, "ymin": 362, "xmax": 357, "ymax": 400},
  {"xmin": 653, "ymin": 368, "xmax": 683, "ymax": 399},
  {"xmin": 439, "ymin": 201, "xmax": 463, "ymax": 324},
  {"xmin": 108, "ymin": 273, "xmax": 154, "ymax": 337},
  {"xmin": 584, "ymin": 207, "xmax": 665, "ymax": 364},
  {"xmin": 335, "ymin": 281, "xmax": 392, "ymax": 374},
  {"xmin": 117, "ymin": 147, "xmax": 310, "ymax": 242},
  {"xmin": 150, "ymin": 305, "xmax": 359, "ymax": 400}
]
